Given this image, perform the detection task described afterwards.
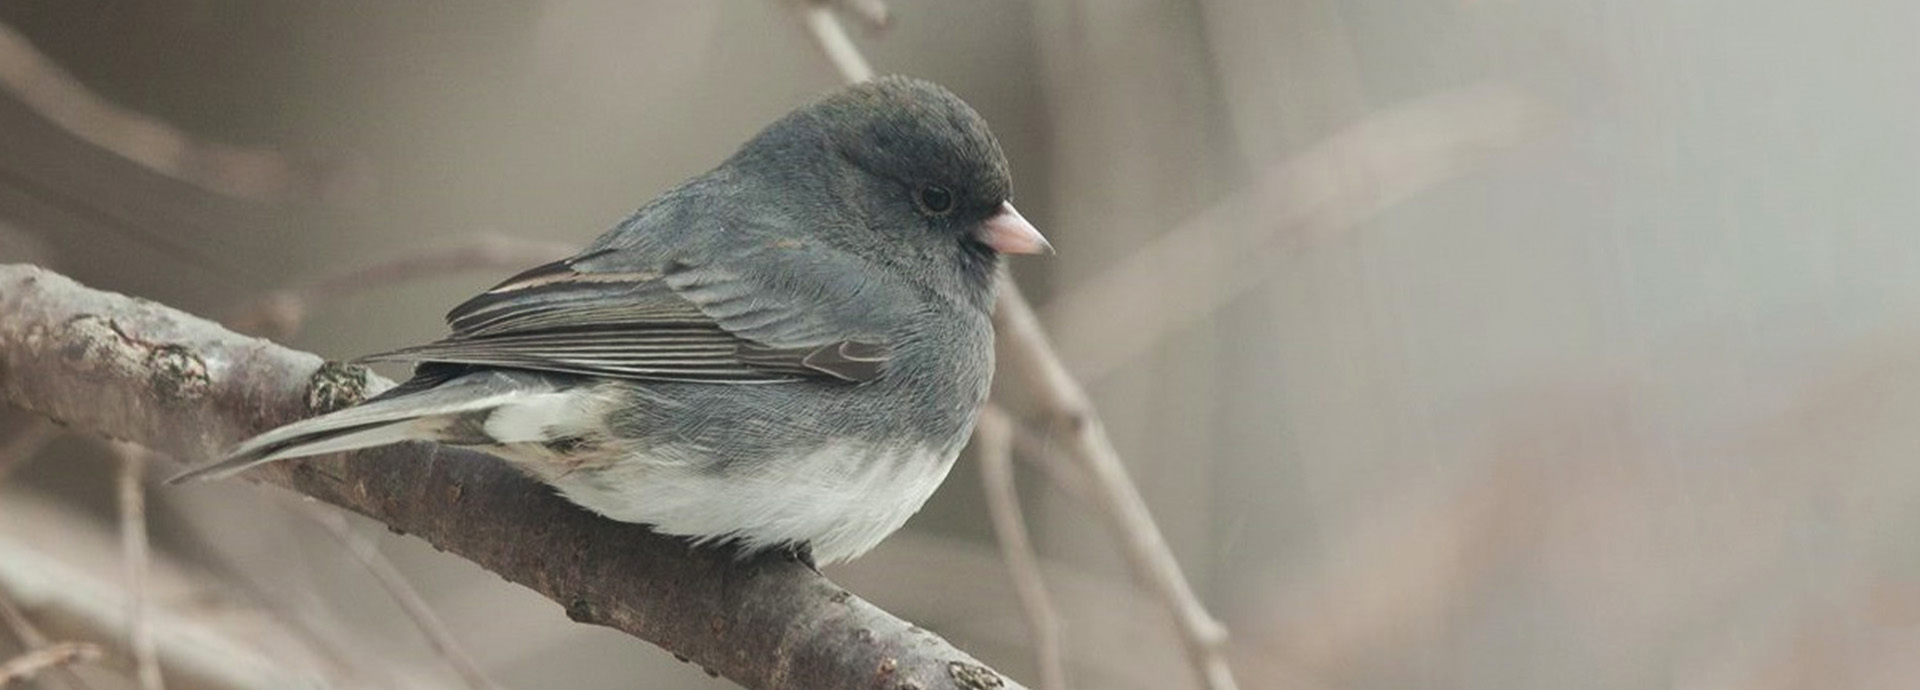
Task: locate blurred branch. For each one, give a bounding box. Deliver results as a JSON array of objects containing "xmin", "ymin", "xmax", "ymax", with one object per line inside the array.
[
  {"xmin": 793, "ymin": 1, "xmax": 875, "ymax": 82},
  {"xmin": 234, "ymin": 237, "xmax": 555, "ymax": 690},
  {"xmin": 975, "ymin": 408, "xmax": 1067, "ymax": 690},
  {"xmin": 0, "ymin": 21, "xmax": 352, "ymax": 203},
  {"xmin": 993, "ymin": 288, "xmax": 1238, "ymax": 690},
  {"xmin": 111, "ymin": 444, "xmax": 164, "ymax": 690},
  {"xmin": 0, "ymin": 264, "xmax": 1023, "ymax": 690},
  {"xmin": 0, "ymin": 591, "xmax": 93, "ymax": 690},
  {"xmin": 295, "ymin": 504, "xmax": 503, "ymax": 690},
  {"xmin": 790, "ymin": 6, "xmax": 1239, "ymax": 689},
  {"xmin": 0, "ymin": 641, "xmax": 102, "ymax": 686},
  {"xmin": 830, "ymin": 0, "xmax": 892, "ymax": 31},
  {"xmin": 234, "ymin": 237, "xmax": 569, "ymax": 690},
  {"xmin": 1048, "ymin": 85, "xmax": 1556, "ymax": 381},
  {"xmin": 226, "ymin": 236, "xmax": 573, "ymax": 339},
  {"xmin": 0, "ymin": 490, "xmax": 375, "ymax": 690},
  {"xmin": 1, "ymin": 486, "xmax": 437, "ymax": 690}
]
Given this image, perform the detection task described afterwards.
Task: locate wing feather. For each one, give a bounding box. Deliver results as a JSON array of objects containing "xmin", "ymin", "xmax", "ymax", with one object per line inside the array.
[{"xmin": 364, "ymin": 250, "xmax": 896, "ymax": 384}]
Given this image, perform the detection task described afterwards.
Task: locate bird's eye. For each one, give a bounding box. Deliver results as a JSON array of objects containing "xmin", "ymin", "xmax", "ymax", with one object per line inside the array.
[{"xmin": 916, "ymin": 185, "xmax": 955, "ymax": 215}]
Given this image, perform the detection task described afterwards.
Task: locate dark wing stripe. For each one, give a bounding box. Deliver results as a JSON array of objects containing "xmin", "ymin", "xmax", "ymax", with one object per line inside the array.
[
  {"xmin": 435, "ymin": 331, "xmax": 739, "ymax": 346},
  {"xmin": 372, "ymin": 335, "xmax": 739, "ymax": 362},
  {"xmin": 419, "ymin": 342, "xmax": 736, "ymax": 353},
  {"xmin": 366, "ymin": 324, "xmax": 801, "ymax": 383},
  {"xmin": 390, "ymin": 344, "xmax": 734, "ymax": 358},
  {"xmin": 406, "ymin": 255, "xmax": 891, "ymax": 385},
  {"xmin": 456, "ymin": 300, "xmax": 708, "ymax": 324},
  {"xmin": 397, "ymin": 358, "xmax": 793, "ymax": 383}
]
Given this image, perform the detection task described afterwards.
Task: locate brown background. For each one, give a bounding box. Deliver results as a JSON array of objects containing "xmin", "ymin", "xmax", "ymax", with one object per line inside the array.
[{"xmin": 4, "ymin": 1, "xmax": 1919, "ymax": 689}]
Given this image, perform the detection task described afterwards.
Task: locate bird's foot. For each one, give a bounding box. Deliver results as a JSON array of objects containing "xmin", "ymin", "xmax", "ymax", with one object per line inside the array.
[{"xmin": 782, "ymin": 542, "xmax": 820, "ymax": 573}]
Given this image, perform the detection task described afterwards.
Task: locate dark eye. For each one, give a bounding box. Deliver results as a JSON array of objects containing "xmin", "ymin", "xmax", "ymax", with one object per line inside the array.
[{"xmin": 916, "ymin": 185, "xmax": 955, "ymax": 215}]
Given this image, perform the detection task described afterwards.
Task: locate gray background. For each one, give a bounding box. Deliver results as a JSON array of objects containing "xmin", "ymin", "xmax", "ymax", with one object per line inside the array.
[{"xmin": 4, "ymin": 1, "xmax": 1919, "ymax": 688}]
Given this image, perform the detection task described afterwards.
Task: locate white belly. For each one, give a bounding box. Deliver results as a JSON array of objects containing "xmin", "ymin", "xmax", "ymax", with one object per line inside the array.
[{"xmin": 542, "ymin": 441, "xmax": 959, "ymax": 565}]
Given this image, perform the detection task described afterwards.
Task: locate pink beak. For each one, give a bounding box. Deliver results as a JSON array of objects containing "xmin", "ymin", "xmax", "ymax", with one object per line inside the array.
[{"xmin": 975, "ymin": 202, "xmax": 1053, "ymax": 255}]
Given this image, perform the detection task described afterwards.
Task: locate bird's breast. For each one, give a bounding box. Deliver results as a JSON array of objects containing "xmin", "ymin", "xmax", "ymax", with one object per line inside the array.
[{"xmin": 544, "ymin": 438, "xmax": 963, "ymax": 564}]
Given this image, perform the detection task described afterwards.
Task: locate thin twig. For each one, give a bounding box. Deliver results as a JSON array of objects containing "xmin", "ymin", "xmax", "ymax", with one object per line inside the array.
[
  {"xmin": 112, "ymin": 443, "xmax": 163, "ymax": 690},
  {"xmin": 831, "ymin": 0, "xmax": 891, "ymax": 31},
  {"xmin": 1, "ymin": 494, "xmax": 408, "ymax": 690},
  {"xmin": 0, "ymin": 418, "xmax": 59, "ymax": 483},
  {"xmin": 795, "ymin": 1, "xmax": 875, "ymax": 82},
  {"xmin": 993, "ymin": 402, "xmax": 1094, "ymax": 503},
  {"xmin": 227, "ymin": 236, "xmax": 573, "ymax": 339},
  {"xmin": 789, "ymin": 6, "xmax": 1239, "ymax": 689},
  {"xmin": 0, "ymin": 642, "xmax": 102, "ymax": 686},
  {"xmin": 995, "ymin": 290, "xmax": 1239, "ymax": 690},
  {"xmin": 1045, "ymin": 85, "xmax": 1554, "ymax": 382},
  {"xmin": 0, "ymin": 591, "xmax": 93, "ymax": 690},
  {"xmin": 0, "ymin": 592, "xmax": 47, "ymax": 652},
  {"xmin": 0, "ymin": 21, "xmax": 339, "ymax": 202},
  {"xmin": 976, "ymin": 408, "xmax": 1068, "ymax": 690},
  {"xmin": 296, "ymin": 238, "xmax": 574, "ymax": 305},
  {"xmin": 293, "ymin": 503, "xmax": 504, "ymax": 690}
]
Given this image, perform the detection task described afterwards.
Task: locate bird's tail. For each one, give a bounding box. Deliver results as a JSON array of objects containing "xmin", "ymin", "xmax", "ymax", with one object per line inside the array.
[{"xmin": 167, "ymin": 371, "xmax": 553, "ymax": 484}]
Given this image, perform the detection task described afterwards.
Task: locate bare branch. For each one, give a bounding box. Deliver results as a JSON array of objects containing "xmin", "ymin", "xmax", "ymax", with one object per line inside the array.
[
  {"xmin": 0, "ymin": 21, "xmax": 352, "ymax": 203},
  {"xmin": 226, "ymin": 236, "xmax": 573, "ymax": 339},
  {"xmin": 0, "ymin": 642, "xmax": 102, "ymax": 686},
  {"xmin": 794, "ymin": 1, "xmax": 876, "ymax": 82},
  {"xmin": 1046, "ymin": 85, "xmax": 1556, "ymax": 381},
  {"xmin": 112, "ymin": 443, "xmax": 164, "ymax": 690},
  {"xmin": 0, "ymin": 590, "xmax": 94, "ymax": 690},
  {"xmin": 0, "ymin": 264, "xmax": 1022, "ymax": 690},
  {"xmin": 294, "ymin": 503, "xmax": 503, "ymax": 690},
  {"xmin": 993, "ymin": 289, "xmax": 1238, "ymax": 690},
  {"xmin": 975, "ymin": 408, "xmax": 1067, "ymax": 690},
  {"xmin": 786, "ymin": 6, "xmax": 1240, "ymax": 689},
  {"xmin": 2, "ymin": 487, "xmax": 418, "ymax": 690},
  {"xmin": 832, "ymin": 0, "xmax": 892, "ymax": 32}
]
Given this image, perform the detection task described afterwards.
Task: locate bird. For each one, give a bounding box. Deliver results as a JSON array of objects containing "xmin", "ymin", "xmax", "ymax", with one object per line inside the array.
[{"xmin": 169, "ymin": 76, "xmax": 1050, "ymax": 566}]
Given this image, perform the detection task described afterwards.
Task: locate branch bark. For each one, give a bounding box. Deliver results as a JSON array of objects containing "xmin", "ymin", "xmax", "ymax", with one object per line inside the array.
[{"xmin": 0, "ymin": 264, "xmax": 1022, "ymax": 690}]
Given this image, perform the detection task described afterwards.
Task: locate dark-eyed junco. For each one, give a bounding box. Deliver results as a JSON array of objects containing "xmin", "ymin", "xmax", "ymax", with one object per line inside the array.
[{"xmin": 171, "ymin": 76, "xmax": 1049, "ymax": 565}]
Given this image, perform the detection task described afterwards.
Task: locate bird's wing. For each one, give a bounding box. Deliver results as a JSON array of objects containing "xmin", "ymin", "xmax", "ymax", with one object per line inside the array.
[{"xmin": 364, "ymin": 242, "xmax": 908, "ymax": 384}]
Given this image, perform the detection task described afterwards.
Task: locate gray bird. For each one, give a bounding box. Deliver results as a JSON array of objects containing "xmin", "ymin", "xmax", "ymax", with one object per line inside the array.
[{"xmin": 170, "ymin": 76, "xmax": 1050, "ymax": 565}]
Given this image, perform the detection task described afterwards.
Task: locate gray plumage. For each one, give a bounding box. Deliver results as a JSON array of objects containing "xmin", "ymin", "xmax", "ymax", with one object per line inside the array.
[{"xmin": 170, "ymin": 76, "xmax": 1049, "ymax": 565}]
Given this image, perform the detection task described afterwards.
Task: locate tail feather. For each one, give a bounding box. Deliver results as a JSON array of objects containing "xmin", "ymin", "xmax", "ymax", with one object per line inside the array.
[{"xmin": 167, "ymin": 371, "xmax": 548, "ymax": 484}]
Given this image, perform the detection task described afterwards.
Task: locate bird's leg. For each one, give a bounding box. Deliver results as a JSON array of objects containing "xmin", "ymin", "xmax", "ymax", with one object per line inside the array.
[{"xmin": 782, "ymin": 542, "xmax": 819, "ymax": 573}]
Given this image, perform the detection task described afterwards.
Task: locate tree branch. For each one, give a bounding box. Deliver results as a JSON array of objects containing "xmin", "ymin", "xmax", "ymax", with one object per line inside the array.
[
  {"xmin": 793, "ymin": 1, "xmax": 876, "ymax": 83},
  {"xmin": 225, "ymin": 236, "xmax": 573, "ymax": 340},
  {"xmin": 111, "ymin": 443, "xmax": 165, "ymax": 690},
  {"xmin": 992, "ymin": 290, "xmax": 1238, "ymax": 690},
  {"xmin": 793, "ymin": 5, "xmax": 1240, "ymax": 688},
  {"xmin": 0, "ymin": 264, "xmax": 1022, "ymax": 690},
  {"xmin": 973, "ymin": 408, "xmax": 1065, "ymax": 690},
  {"xmin": 294, "ymin": 502, "xmax": 503, "ymax": 690},
  {"xmin": 0, "ymin": 21, "xmax": 355, "ymax": 203},
  {"xmin": 0, "ymin": 587, "xmax": 95, "ymax": 690},
  {"xmin": 0, "ymin": 641, "xmax": 102, "ymax": 685}
]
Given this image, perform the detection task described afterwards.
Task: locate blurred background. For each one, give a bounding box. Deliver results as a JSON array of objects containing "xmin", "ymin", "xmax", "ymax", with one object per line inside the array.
[{"xmin": 3, "ymin": 0, "xmax": 1919, "ymax": 688}]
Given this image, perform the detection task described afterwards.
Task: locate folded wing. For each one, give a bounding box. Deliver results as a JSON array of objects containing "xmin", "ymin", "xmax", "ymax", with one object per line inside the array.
[{"xmin": 366, "ymin": 247, "xmax": 897, "ymax": 384}]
